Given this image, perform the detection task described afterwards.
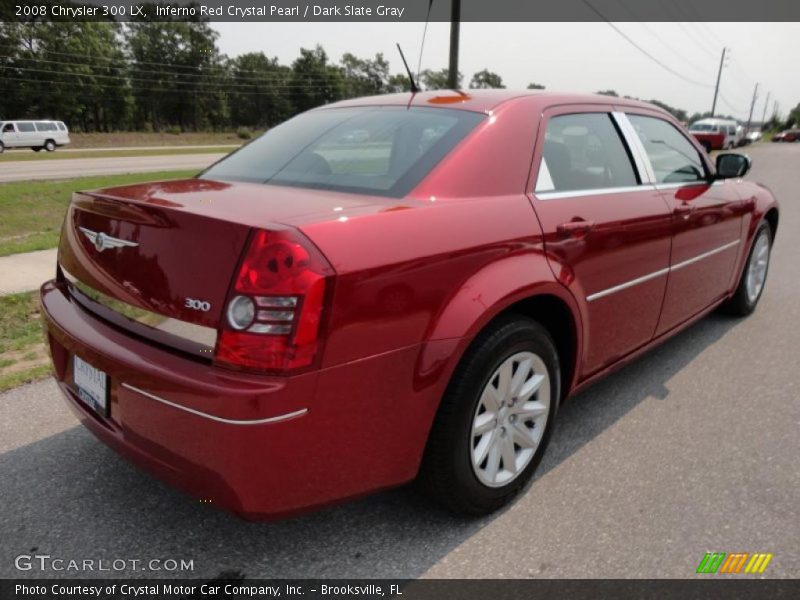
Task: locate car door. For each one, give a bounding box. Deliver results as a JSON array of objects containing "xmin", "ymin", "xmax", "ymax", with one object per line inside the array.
[
  {"xmin": 530, "ymin": 106, "xmax": 673, "ymax": 376},
  {"xmin": 2, "ymin": 122, "xmax": 20, "ymax": 147},
  {"xmin": 624, "ymin": 112, "xmax": 743, "ymax": 335}
]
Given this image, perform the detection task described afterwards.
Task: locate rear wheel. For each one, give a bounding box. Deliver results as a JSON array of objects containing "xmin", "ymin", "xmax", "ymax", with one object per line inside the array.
[
  {"xmin": 0, "ymin": 141, "xmax": 4, "ymax": 154},
  {"xmin": 701, "ymin": 141, "xmax": 712, "ymax": 153},
  {"xmin": 419, "ymin": 315, "xmax": 560, "ymax": 515},
  {"xmin": 44, "ymin": 139, "xmax": 56, "ymax": 152},
  {"xmin": 721, "ymin": 222, "xmax": 772, "ymax": 316}
]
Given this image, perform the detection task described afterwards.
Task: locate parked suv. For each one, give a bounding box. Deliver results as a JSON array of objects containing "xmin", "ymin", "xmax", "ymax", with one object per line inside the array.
[
  {"xmin": 0, "ymin": 120, "xmax": 71, "ymax": 153},
  {"xmin": 41, "ymin": 91, "xmax": 778, "ymax": 519}
]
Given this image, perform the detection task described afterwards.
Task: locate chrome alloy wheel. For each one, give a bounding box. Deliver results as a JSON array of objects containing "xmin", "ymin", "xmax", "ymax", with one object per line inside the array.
[
  {"xmin": 746, "ymin": 230, "xmax": 770, "ymax": 304},
  {"xmin": 470, "ymin": 351, "xmax": 550, "ymax": 488}
]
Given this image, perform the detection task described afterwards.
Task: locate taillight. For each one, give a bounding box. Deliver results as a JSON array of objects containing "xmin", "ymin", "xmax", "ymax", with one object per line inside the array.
[{"xmin": 214, "ymin": 228, "xmax": 334, "ymax": 373}]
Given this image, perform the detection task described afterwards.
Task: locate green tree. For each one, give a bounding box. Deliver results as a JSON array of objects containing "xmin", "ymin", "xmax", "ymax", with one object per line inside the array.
[
  {"xmin": 596, "ymin": 90, "xmax": 619, "ymax": 97},
  {"xmin": 340, "ymin": 52, "xmax": 390, "ymax": 97},
  {"xmin": 290, "ymin": 46, "xmax": 345, "ymax": 113},
  {"xmin": 126, "ymin": 21, "xmax": 227, "ymax": 131},
  {"xmin": 420, "ymin": 68, "xmax": 462, "ymax": 90},
  {"xmin": 469, "ymin": 69, "xmax": 505, "ymax": 89},
  {"xmin": 0, "ymin": 21, "xmax": 131, "ymax": 131},
  {"xmin": 785, "ymin": 102, "xmax": 800, "ymax": 128},
  {"xmin": 228, "ymin": 53, "xmax": 292, "ymax": 128},
  {"xmin": 386, "ymin": 73, "xmax": 413, "ymax": 93},
  {"xmin": 526, "ymin": 83, "xmax": 545, "ymax": 90}
]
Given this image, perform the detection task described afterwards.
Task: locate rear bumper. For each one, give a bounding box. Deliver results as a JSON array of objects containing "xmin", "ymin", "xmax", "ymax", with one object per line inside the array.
[{"xmin": 41, "ymin": 280, "xmax": 445, "ymax": 519}]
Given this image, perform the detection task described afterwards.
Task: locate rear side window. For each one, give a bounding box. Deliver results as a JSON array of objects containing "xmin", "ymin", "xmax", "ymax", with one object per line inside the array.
[
  {"xmin": 536, "ymin": 113, "xmax": 638, "ymax": 193},
  {"xmin": 57, "ymin": 122, "xmax": 67, "ymax": 131},
  {"xmin": 35, "ymin": 122, "xmax": 53, "ymax": 131},
  {"xmin": 17, "ymin": 122, "xmax": 35, "ymax": 132},
  {"xmin": 628, "ymin": 115, "xmax": 707, "ymax": 184},
  {"xmin": 201, "ymin": 106, "xmax": 484, "ymax": 197}
]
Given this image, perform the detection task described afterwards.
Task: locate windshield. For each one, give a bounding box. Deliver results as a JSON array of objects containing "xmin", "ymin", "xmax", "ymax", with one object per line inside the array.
[
  {"xmin": 690, "ymin": 123, "xmax": 717, "ymax": 132},
  {"xmin": 201, "ymin": 106, "xmax": 484, "ymax": 197}
]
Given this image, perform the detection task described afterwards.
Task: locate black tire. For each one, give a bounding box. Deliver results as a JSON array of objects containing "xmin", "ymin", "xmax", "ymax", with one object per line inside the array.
[
  {"xmin": 32, "ymin": 147, "xmax": 42, "ymax": 152},
  {"xmin": 702, "ymin": 141, "xmax": 712, "ymax": 153},
  {"xmin": 0, "ymin": 141, "xmax": 4, "ymax": 154},
  {"xmin": 720, "ymin": 222, "xmax": 772, "ymax": 316},
  {"xmin": 44, "ymin": 139, "xmax": 56, "ymax": 152},
  {"xmin": 419, "ymin": 314, "xmax": 560, "ymax": 515}
]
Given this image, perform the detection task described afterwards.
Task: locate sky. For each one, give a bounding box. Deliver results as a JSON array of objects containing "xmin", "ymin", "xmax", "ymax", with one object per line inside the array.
[{"xmin": 212, "ymin": 21, "xmax": 800, "ymax": 122}]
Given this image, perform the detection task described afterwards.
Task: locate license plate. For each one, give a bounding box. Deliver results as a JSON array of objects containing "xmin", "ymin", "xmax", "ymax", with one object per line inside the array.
[{"xmin": 73, "ymin": 355, "xmax": 108, "ymax": 417}]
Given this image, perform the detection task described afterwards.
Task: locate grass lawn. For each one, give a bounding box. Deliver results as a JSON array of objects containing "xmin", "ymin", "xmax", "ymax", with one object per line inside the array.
[
  {"xmin": 0, "ymin": 291, "xmax": 51, "ymax": 392},
  {"xmin": 0, "ymin": 146, "xmax": 237, "ymax": 162},
  {"xmin": 0, "ymin": 170, "xmax": 196, "ymax": 257},
  {"xmin": 68, "ymin": 131, "xmax": 254, "ymax": 149}
]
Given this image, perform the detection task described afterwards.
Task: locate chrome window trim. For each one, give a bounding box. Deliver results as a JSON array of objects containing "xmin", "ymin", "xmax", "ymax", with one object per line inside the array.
[
  {"xmin": 536, "ymin": 184, "xmax": 653, "ymax": 201},
  {"xmin": 121, "ymin": 383, "xmax": 308, "ymax": 426},
  {"xmin": 587, "ymin": 239, "xmax": 741, "ymax": 302},
  {"xmin": 612, "ymin": 111, "xmax": 656, "ymax": 184}
]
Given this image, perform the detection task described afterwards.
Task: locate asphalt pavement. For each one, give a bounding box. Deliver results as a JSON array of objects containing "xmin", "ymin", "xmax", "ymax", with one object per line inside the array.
[
  {"xmin": 0, "ymin": 153, "xmax": 227, "ymax": 182},
  {"xmin": 0, "ymin": 143, "xmax": 798, "ymax": 579}
]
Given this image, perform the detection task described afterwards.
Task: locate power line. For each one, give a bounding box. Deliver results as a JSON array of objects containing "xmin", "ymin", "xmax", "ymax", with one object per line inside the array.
[
  {"xmin": 0, "ymin": 74, "xmax": 351, "ymax": 99},
  {"xmin": 0, "ymin": 64, "xmax": 343, "ymax": 90},
  {"xmin": 0, "ymin": 52, "xmax": 330, "ymax": 85},
  {"xmin": 581, "ymin": 0, "xmax": 713, "ymax": 88}
]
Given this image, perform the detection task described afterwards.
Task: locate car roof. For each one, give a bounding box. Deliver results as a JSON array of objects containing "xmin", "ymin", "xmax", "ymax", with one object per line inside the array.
[{"xmin": 321, "ymin": 89, "xmax": 669, "ymax": 115}]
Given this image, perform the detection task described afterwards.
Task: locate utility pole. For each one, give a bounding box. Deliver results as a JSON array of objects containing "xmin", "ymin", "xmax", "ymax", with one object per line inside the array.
[
  {"xmin": 745, "ymin": 83, "xmax": 759, "ymax": 134},
  {"xmin": 760, "ymin": 91, "xmax": 771, "ymax": 128},
  {"xmin": 447, "ymin": 0, "xmax": 461, "ymax": 89},
  {"xmin": 710, "ymin": 47, "xmax": 726, "ymax": 117}
]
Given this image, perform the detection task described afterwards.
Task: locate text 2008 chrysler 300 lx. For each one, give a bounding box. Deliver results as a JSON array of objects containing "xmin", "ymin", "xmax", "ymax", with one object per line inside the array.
[{"xmin": 41, "ymin": 90, "xmax": 778, "ymax": 519}]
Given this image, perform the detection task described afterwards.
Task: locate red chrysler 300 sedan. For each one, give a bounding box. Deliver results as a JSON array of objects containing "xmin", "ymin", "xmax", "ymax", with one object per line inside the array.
[{"xmin": 41, "ymin": 91, "xmax": 778, "ymax": 519}]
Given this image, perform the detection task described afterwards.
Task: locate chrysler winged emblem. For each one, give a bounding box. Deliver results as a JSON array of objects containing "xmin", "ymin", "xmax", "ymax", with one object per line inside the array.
[{"xmin": 79, "ymin": 227, "xmax": 139, "ymax": 253}]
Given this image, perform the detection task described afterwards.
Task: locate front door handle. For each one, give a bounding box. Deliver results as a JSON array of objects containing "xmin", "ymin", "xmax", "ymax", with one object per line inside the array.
[{"xmin": 557, "ymin": 220, "xmax": 595, "ymax": 237}]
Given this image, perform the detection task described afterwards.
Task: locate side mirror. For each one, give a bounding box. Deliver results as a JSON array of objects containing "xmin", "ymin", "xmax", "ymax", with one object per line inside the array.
[{"xmin": 716, "ymin": 153, "xmax": 751, "ymax": 179}]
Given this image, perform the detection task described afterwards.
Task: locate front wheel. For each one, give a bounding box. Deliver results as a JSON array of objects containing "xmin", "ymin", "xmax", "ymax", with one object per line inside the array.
[
  {"xmin": 721, "ymin": 222, "xmax": 772, "ymax": 316},
  {"xmin": 419, "ymin": 315, "xmax": 560, "ymax": 515}
]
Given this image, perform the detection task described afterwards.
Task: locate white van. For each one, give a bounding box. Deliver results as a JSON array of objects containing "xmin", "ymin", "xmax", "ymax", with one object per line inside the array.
[{"xmin": 0, "ymin": 120, "xmax": 71, "ymax": 153}]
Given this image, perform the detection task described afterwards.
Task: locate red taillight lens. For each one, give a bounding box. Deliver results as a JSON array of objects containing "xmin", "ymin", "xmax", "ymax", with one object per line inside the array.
[{"xmin": 215, "ymin": 228, "xmax": 334, "ymax": 373}]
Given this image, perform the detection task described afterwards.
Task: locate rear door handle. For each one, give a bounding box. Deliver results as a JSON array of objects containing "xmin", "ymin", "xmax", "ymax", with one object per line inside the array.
[
  {"xmin": 673, "ymin": 203, "xmax": 695, "ymax": 220},
  {"xmin": 557, "ymin": 220, "xmax": 595, "ymax": 237}
]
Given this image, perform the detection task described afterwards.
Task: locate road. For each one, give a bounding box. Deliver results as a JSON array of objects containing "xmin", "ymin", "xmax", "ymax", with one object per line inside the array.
[
  {"xmin": 0, "ymin": 153, "xmax": 227, "ymax": 182},
  {"xmin": 1, "ymin": 143, "xmax": 798, "ymax": 580}
]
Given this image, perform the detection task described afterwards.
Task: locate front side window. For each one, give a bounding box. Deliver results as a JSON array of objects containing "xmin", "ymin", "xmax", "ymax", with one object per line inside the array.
[
  {"xmin": 628, "ymin": 114, "xmax": 707, "ymax": 184},
  {"xmin": 17, "ymin": 122, "xmax": 34, "ymax": 132},
  {"xmin": 201, "ymin": 106, "xmax": 484, "ymax": 197},
  {"xmin": 536, "ymin": 112, "xmax": 638, "ymax": 193}
]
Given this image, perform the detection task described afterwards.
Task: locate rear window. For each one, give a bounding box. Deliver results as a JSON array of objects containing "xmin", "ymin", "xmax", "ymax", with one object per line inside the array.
[{"xmin": 201, "ymin": 106, "xmax": 484, "ymax": 197}]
